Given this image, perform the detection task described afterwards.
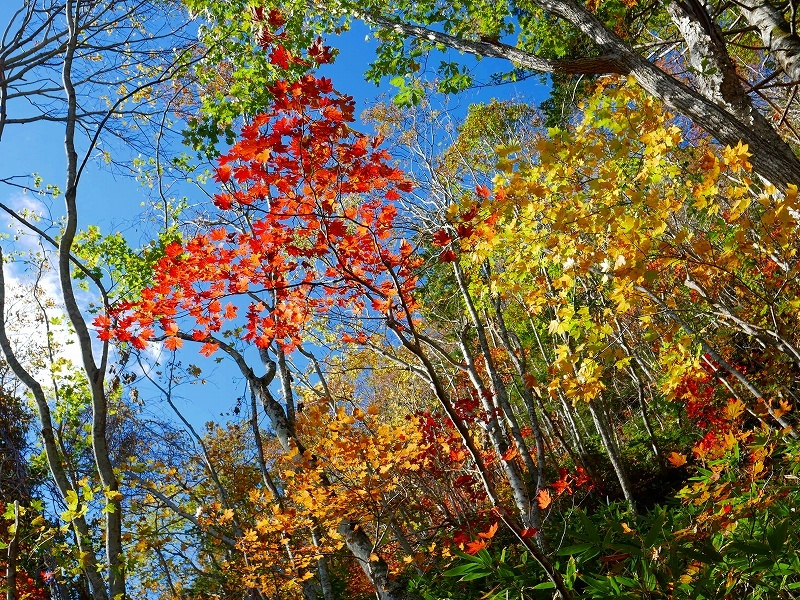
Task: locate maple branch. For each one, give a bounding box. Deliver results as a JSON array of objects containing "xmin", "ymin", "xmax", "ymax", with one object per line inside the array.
[
  {"xmin": 75, "ymin": 45, "xmax": 203, "ymax": 185},
  {"xmin": 0, "ymin": 200, "xmax": 111, "ymax": 313},
  {"xmin": 684, "ymin": 276, "xmax": 800, "ymax": 365},
  {"xmin": 173, "ymin": 331, "xmax": 301, "ymax": 454},
  {"xmin": 297, "ymin": 343, "xmax": 334, "ymax": 405},
  {"xmin": 361, "ymin": 339, "xmax": 431, "ymax": 381},
  {"xmin": 416, "ymin": 333, "xmax": 470, "ymax": 373}
]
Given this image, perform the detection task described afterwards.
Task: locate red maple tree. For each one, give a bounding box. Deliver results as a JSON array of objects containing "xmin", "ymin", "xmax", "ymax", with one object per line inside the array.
[{"xmin": 102, "ymin": 71, "xmax": 418, "ymax": 353}]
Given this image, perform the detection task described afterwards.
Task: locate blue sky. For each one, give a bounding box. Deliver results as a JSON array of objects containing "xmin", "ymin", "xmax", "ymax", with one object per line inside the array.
[{"xmin": 0, "ymin": 8, "xmax": 548, "ymax": 430}]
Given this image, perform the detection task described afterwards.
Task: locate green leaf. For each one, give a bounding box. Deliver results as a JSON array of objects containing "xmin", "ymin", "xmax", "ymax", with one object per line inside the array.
[
  {"xmin": 728, "ymin": 541, "xmax": 772, "ymax": 556},
  {"xmin": 565, "ymin": 556, "xmax": 577, "ymax": 585},
  {"xmin": 577, "ymin": 510, "xmax": 600, "ymax": 544},
  {"xmin": 443, "ymin": 563, "xmax": 481, "ymax": 578},
  {"xmin": 683, "ymin": 542, "xmax": 723, "ymax": 564},
  {"xmin": 556, "ymin": 542, "xmax": 595, "ymax": 556},
  {"xmin": 767, "ymin": 520, "xmax": 789, "ymax": 554},
  {"xmin": 643, "ymin": 509, "xmax": 666, "ymax": 548},
  {"xmin": 459, "ymin": 571, "xmax": 491, "ymax": 581}
]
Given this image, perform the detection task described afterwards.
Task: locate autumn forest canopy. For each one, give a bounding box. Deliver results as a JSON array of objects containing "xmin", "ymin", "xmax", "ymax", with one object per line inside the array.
[{"xmin": 4, "ymin": 1, "xmax": 800, "ymax": 599}]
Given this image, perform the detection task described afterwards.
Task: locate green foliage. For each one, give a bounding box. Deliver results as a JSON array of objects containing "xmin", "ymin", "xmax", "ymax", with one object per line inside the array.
[
  {"xmin": 179, "ymin": 0, "xmax": 324, "ymax": 156},
  {"xmin": 495, "ymin": 435, "xmax": 800, "ymax": 599},
  {"xmin": 72, "ymin": 223, "xmax": 182, "ymax": 303},
  {"xmin": 412, "ymin": 547, "xmax": 558, "ymax": 599},
  {"xmin": 444, "ymin": 98, "xmax": 540, "ymax": 172}
]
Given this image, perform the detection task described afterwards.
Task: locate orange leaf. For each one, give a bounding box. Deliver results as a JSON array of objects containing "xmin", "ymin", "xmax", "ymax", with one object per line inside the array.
[
  {"xmin": 464, "ymin": 539, "xmax": 489, "ymax": 555},
  {"xmin": 199, "ymin": 342, "xmax": 219, "ymax": 357},
  {"xmin": 501, "ymin": 446, "xmax": 519, "ymax": 461},
  {"xmin": 520, "ymin": 527, "xmax": 539, "ymax": 539},
  {"xmin": 92, "ymin": 314, "xmax": 111, "ymax": 329},
  {"xmin": 536, "ymin": 489, "xmax": 552, "ymax": 509},
  {"xmin": 215, "ymin": 164, "xmax": 232, "ymax": 184},
  {"xmin": 164, "ymin": 336, "xmax": 183, "ymax": 351},
  {"xmin": 210, "ymin": 228, "xmax": 228, "ymax": 242},
  {"xmin": 477, "ymin": 522, "xmax": 498, "ymax": 540},
  {"xmin": 667, "ymin": 452, "xmax": 687, "ymax": 467}
]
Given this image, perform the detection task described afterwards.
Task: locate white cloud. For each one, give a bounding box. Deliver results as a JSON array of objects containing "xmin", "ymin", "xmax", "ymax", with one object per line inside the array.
[{"xmin": 1, "ymin": 191, "xmax": 91, "ymax": 377}]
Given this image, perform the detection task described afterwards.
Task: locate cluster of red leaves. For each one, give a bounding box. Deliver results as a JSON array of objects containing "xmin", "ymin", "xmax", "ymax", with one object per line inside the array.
[
  {"xmin": 405, "ymin": 409, "xmax": 491, "ymax": 547},
  {"xmin": 412, "ymin": 411, "xmax": 473, "ymax": 474},
  {"xmin": 340, "ymin": 555, "xmax": 376, "ymax": 598},
  {"xmin": 0, "ymin": 569, "xmax": 49, "ymax": 600},
  {"xmin": 450, "ymin": 519, "xmax": 499, "ymax": 555},
  {"xmin": 100, "ymin": 72, "xmax": 418, "ymax": 353},
  {"xmin": 536, "ymin": 466, "xmax": 594, "ymax": 511},
  {"xmin": 553, "ymin": 466, "xmax": 593, "ymax": 495},
  {"xmin": 673, "ymin": 361, "xmax": 729, "ymax": 432},
  {"xmin": 461, "ymin": 521, "xmax": 500, "ymax": 555}
]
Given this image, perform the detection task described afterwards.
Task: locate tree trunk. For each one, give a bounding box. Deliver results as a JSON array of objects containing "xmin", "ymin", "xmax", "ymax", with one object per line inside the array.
[
  {"xmin": 0, "ymin": 255, "xmax": 109, "ymax": 600},
  {"xmin": 451, "ymin": 262, "xmax": 536, "ymax": 527},
  {"xmin": 60, "ymin": 3, "xmax": 124, "ymax": 591},
  {"xmin": 742, "ymin": 0, "xmax": 800, "ymax": 81},
  {"xmin": 339, "ymin": 521, "xmax": 415, "ymax": 600},
  {"xmin": 588, "ymin": 401, "xmax": 637, "ymax": 514}
]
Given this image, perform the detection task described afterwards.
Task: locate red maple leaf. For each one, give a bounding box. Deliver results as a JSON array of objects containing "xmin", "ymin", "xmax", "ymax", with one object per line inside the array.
[
  {"xmin": 475, "ymin": 184, "xmax": 491, "ymax": 199},
  {"xmin": 269, "ymin": 45, "xmax": 292, "ymax": 69},
  {"xmin": 464, "ymin": 539, "xmax": 490, "ymax": 555},
  {"xmin": 308, "ymin": 37, "xmax": 334, "ymax": 64},
  {"xmin": 432, "ymin": 229, "xmax": 452, "ymax": 247},
  {"xmin": 439, "ymin": 249, "xmax": 457, "ymax": 263}
]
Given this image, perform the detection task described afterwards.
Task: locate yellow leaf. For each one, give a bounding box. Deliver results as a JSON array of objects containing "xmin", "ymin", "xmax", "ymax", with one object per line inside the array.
[
  {"xmin": 621, "ymin": 522, "xmax": 634, "ymax": 534},
  {"xmin": 723, "ymin": 399, "xmax": 746, "ymax": 422}
]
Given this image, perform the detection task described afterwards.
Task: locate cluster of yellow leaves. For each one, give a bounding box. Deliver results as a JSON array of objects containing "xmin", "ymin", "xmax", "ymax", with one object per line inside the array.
[
  {"xmin": 236, "ymin": 398, "xmax": 429, "ymax": 592},
  {"xmin": 456, "ymin": 76, "xmax": 800, "ymax": 436}
]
